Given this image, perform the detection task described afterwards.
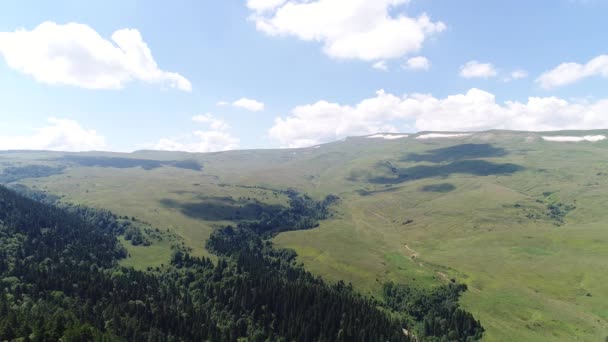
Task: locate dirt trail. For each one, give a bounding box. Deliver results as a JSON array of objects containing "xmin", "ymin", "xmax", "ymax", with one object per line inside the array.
[
  {"xmin": 436, "ymin": 271, "xmax": 450, "ymax": 283},
  {"xmin": 404, "ymin": 244, "xmax": 419, "ymax": 258},
  {"xmin": 373, "ymin": 212, "xmax": 391, "ymax": 223}
]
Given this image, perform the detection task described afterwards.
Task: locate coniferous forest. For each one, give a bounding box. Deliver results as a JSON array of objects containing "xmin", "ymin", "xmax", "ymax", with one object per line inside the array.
[{"xmin": 0, "ymin": 185, "xmax": 482, "ymax": 341}]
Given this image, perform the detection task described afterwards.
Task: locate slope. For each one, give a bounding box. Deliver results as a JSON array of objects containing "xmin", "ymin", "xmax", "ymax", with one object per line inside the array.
[{"xmin": 1, "ymin": 130, "xmax": 607, "ymax": 340}]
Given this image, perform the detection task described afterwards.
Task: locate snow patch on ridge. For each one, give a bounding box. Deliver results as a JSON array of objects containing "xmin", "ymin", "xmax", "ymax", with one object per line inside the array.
[
  {"xmin": 542, "ymin": 135, "xmax": 606, "ymax": 142},
  {"xmin": 416, "ymin": 133, "xmax": 472, "ymax": 140},
  {"xmin": 366, "ymin": 134, "xmax": 409, "ymax": 140}
]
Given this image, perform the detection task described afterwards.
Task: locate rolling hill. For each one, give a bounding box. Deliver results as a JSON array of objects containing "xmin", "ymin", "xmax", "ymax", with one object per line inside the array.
[{"xmin": 1, "ymin": 130, "xmax": 607, "ymax": 341}]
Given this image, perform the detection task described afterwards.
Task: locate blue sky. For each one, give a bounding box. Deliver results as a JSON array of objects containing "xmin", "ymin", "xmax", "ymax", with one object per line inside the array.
[{"xmin": 1, "ymin": 0, "xmax": 608, "ymax": 151}]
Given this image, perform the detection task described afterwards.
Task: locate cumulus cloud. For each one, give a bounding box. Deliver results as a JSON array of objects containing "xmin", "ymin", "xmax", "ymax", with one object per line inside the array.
[
  {"xmin": 0, "ymin": 21, "xmax": 191, "ymax": 91},
  {"xmin": 247, "ymin": 0, "xmax": 287, "ymax": 12},
  {"xmin": 459, "ymin": 60, "xmax": 498, "ymax": 79},
  {"xmin": 404, "ymin": 56, "xmax": 430, "ymax": 70},
  {"xmin": 217, "ymin": 98, "xmax": 265, "ymax": 111},
  {"xmin": 510, "ymin": 70, "xmax": 528, "ymax": 80},
  {"xmin": 268, "ymin": 91, "xmax": 400, "ymax": 148},
  {"xmin": 372, "ymin": 60, "xmax": 388, "ymax": 71},
  {"xmin": 249, "ymin": 0, "xmax": 446, "ymax": 61},
  {"xmin": 0, "ymin": 118, "xmax": 106, "ymax": 151},
  {"xmin": 232, "ymin": 98, "xmax": 265, "ymax": 112},
  {"xmin": 502, "ymin": 69, "xmax": 528, "ymax": 82},
  {"xmin": 459, "ymin": 61, "xmax": 526, "ymax": 81},
  {"xmin": 153, "ymin": 131, "xmax": 240, "ymax": 153},
  {"xmin": 537, "ymin": 55, "xmax": 608, "ymax": 89},
  {"xmin": 152, "ymin": 113, "xmax": 239, "ymax": 153},
  {"xmin": 192, "ymin": 113, "xmax": 230, "ymax": 130},
  {"xmin": 268, "ymin": 88, "xmax": 608, "ymax": 147}
]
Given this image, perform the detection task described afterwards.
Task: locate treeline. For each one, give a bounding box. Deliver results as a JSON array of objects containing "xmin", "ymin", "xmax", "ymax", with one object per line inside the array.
[
  {"xmin": 205, "ymin": 192, "xmax": 338, "ymax": 255},
  {"xmin": 0, "ymin": 185, "xmax": 482, "ymax": 341},
  {"xmin": 205, "ymin": 193, "xmax": 408, "ymax": 341},
  {"xmin": 9, "ymin": 184, "xmax": 151, "ymax": 246},
  {"xmin": 0, "ymin": 187, "xmax": 406, "ymax": 341},
  {"xmin": 384, "ymin": 282, "xmax": 484, "ymax": 341},
  {"xmin": 218, "ymin": 191, "xmax": 339, "ymax": 238},
  {"xmin": 207, "ymin": 193, "xmax": 484, "ymax": 341},
  {"xmin": 0, "ymin": 165, "xmax": 65, "ymax": 184}
]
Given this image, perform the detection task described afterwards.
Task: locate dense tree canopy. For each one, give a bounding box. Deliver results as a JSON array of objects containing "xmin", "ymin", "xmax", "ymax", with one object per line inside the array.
[{"xmin": 0, "ymin": 185, "xmax": 482, "ymax": 341}]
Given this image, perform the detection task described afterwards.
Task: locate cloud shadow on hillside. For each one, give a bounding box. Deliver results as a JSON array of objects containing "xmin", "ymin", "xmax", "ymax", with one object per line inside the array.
[
  {"xmin": 403, "ymin": 144, "xmax": 508, "ymax": 163},
  {"xmin": 356, "ymin": 186, "xmax": 401, "ymax": 196},
  {"xmin": 419, "ymin": 183, "xmax": 456, "ymax": 193},
  {"xmin": 160, "ymin": 196, "xmax": 284, "ymax": 221},
  {"xmin": 0, "ymin": 164, "xmax": 66, "ymax": 184},
  {"xmin": 368, "ymin": 160, "xmax": 524, "ymax": 184},
  {"xmin": 60, "ymin": 156, "xmax": 202, "ymax": 171}
]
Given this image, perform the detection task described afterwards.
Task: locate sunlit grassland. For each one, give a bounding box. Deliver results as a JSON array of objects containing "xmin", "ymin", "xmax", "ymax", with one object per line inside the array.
[
  {"xmin": 22, "ymin": 163, "xmax": 290, "ymax": 265},
  {"xmin": 5, "ymin": 131, "xmax": 608, "ymax": 341}
]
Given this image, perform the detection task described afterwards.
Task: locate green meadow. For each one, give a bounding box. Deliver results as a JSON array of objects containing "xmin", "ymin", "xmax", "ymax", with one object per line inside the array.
[{"xmin": 3, "ymin": 130, "xmax": 608, "ymax": 341}]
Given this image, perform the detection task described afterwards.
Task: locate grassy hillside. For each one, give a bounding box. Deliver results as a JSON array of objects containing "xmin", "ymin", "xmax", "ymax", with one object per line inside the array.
[{"xmin": 2, "ymin": 130, "xmax": 608, "ymax": 341}]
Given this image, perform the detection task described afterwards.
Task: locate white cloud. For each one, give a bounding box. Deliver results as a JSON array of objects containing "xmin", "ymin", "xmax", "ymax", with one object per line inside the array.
[
  {"xmin": 542, "ymin": 135, "xmax": 606, "ymax": 142},
  {"xmin": 247, "ymin": 0, "xmax": 287, "ymax": 12},
  {"xmin": 268, "ymin": 88, "xmax": 608, "ymax": 147},
  {"xmin": 537, "ymin": 55, "xmax": 608, "ymax": 89},
  {"xmin": 502, "ymin": 69, "xmax": 528, "ymax": 82},
  {"xmin": 404, "ymin": 56, "xmax": 430, "ymax": 71},
  {"xmin": 0, "ymin": 21, "xmax": 191, "ymax": 91},
  {"xmin": 232, "ymin": 98, "xmax": 265, "ymax": 112},
  {"xmin": 249, "ymin": 0, "xmax": 446, "ymax": 61},
  {"xmin": 192, "ymin": 113, "xmax": 230, "ymax": 130},
  {"xmin": 459, "ymin": 60, "xmax": 498, "ymax": 79},
  {"xmin": 372, "ymin": 60, "xmax": 388, "ymax": 71},
  {"xmin": 0, "ymin": 118, "xmax": 106, "ymax": 151},
  {"xmin": 509, "ymin": 69, "xmax": 528, "ymax": 80},
  {"xmin": 268, "ymin": 90, "xmax": 401, "ymax": 148},
  {"xmin": 153, "ymin": 131, "xmax": 240, "ymax": 153},
  {"xmin": 153, "ymin": 113, "xmax": 239, "ymax": 152}
]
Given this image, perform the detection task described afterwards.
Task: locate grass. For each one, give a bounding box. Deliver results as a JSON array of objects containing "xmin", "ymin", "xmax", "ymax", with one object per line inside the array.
[
  {"xmin": 21, "ymin": 165, "xmax": 290, "ymax": 264},
  {"xmin": 4, "ymin": 130, "xmax": 608, "ymax": 341},
  {"xmin": 274, "ymin": 133, "xmax": 608, "ymax": 341},
  {"xmin": 118, "ymin": 236, "xmax": 174, "ymax": 269}
]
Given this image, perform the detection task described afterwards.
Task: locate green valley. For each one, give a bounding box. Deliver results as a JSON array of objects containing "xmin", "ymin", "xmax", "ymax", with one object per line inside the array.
[{"xmin": 1, "ymin": 130, "xmax": 607, "ymax": 341}]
